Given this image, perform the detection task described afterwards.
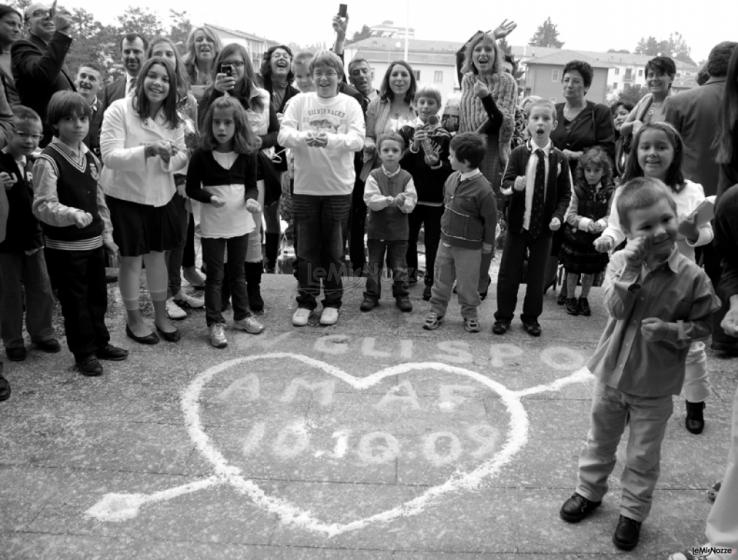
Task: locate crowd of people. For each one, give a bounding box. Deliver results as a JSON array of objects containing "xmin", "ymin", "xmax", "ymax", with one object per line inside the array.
[{"xmin": 0, "ymin": 3, "xmax": 737, "ymax": 556}]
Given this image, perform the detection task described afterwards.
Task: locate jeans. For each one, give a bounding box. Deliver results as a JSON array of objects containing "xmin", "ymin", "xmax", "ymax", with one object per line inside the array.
[
  {"xmin": 365, "ymin": 239, "xmax": 409, "ymax": 300},
  {"xmin": 292, "ymin": 193, "xmax": 352, "ymax": 310},
  {"xmin": 576, "ymin": 382, "xmax": 673, "ymax": 522},
  {"xmin": 45, "ymin": 247, "xmax": 110, "ymax": 361},
  {"xmin": 202, "ymin": 234, "xmax": 250, "ymax": 326},
  {"xmin": 407, "ymin": 204, "xmax": 443, "ymax": 286},
  {"xmin": 0, "ymin": 250, "xmax": 56, "ymax": 349},
  {"xmin": 429, "ymin": 242, "xmax": 482, "ymax": 320}
]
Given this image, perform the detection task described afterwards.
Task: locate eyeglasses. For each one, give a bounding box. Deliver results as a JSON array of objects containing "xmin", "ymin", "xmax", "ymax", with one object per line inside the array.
[{"xmin": 221, "ymin": 60, "xmax": 245, "ymax": 68}]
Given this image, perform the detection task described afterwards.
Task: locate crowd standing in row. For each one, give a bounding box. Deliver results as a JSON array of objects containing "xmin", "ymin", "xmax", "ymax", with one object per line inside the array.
[{"xmin": 0, "ymin": 4, "xmax": 737, "ymax": 556}]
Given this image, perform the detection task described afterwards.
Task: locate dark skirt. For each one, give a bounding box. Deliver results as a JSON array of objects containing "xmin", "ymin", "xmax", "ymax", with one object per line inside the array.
[
  {"xmin": 106, "ymin": 195, "xmax": 182, "ymax": 257},
  {"xmin": 559, "ymin": 224, "xmax": 609, "ymax": 274}
]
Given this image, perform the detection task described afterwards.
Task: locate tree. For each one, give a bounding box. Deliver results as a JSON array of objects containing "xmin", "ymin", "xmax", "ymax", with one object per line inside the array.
[
  {"xmin": 634, "ymin": 32, "xmax": 695, "ymax": 65},
  {"xmin": 168, "ymin": 10, "xmax": 192, "ymax": 50},
  {"xmin": 348, "ymin": 25, "xmax": 372, "ymax": 44},
  {"xmin": 618, "ymin": 84, "xmax": 648, "ymax": 107},
  {"xmin": 528, "ymin": 17, "xmax": 563, "ymax": 48},
  {"xmin": 116, "ymin": 7, "xmax": 163, "ymax": 38}
]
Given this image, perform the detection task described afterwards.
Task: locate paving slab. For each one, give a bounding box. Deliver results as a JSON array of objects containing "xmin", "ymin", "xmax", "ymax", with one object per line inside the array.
[{"xmin": 0, "ymin": 274, "xmax": 736, "ymax": 559}]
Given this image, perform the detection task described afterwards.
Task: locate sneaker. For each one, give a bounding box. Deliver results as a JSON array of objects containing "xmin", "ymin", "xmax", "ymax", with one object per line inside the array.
[
  {"xmin": 35, "ymin": 338, "xmax": 61, "ymax": 353},
  {"xmin": 360, "ymin": 297, "xmax": 377, "ymax": 312},
  {"xmin": 492, "ymin": 320, "xmax": 510, "ymax": 335},
  {"xmin": 174, "ymin": 291, "xmax": 204, "ymax": 309},
  {"xmin": 612, "ymin": 514, "xmax": 641, "ymax": 551},
  {"xmin": 76, "ymin": 355, "xmax": 103, "ymax": 377},
  {"xmin": 522, "ymin": 320, "xmax": 542, "ymax": 337},
  {"xmin": 396, "ymin": 296, "xmax": 412, "ymax": 312},
  {"xmin": 559, "ymin": 493, "xmax": 601, "ymax": 523},
  {"xmin": 319, "ymin": 307, "xmax": 339, "ymax": 326},
  {"xmin": 233, "ymin": 316, "xmax": 265, "ymax": 334},
  {"xmin": 183, "ymin": 267, "xmax": 206, "ymax": 289},
  {"xmin": 292, "ymin": 307, "xmax": 311, "ymax": 327},
  {"xmin": 166, "ymin": 297, "xmax": 188, "ymax": 320},
  {"xmin": 578, "ymin": 297, "xmax": 591, "ymax": 316},
  {"xmin": 423, "ymin": 311, "xmax": 443, "ymax": 330},
  {"xmin": 209, "ymin": 323, "xmax": 227, "ymax": 348},
  {"xmin": 464, "ymin": 318, "xmax": 480, "ymax": 333},
  {"xmin": 422, "ymin": 285, "xmax": 432, "ymax": 301},
  {"xmin": 565, "ymin": 297, "xmax": 579, "ymax": 315}
]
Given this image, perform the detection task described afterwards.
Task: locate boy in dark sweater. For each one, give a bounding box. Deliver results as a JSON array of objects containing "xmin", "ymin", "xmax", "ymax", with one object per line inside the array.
[
  {"xmin": 0, "ymin": 106, "xmax": 60, "ymax": 362},
  {"xmin": 493, "ymin": 99, "xmax": 571, "ymax": 337},
  {"xmin": 32, "ymin": 91, "xmax": 127, "ymax": 376},
  {"xmin": 423, "ymin": 132, "xmax": 496, "ymax": 332},
  {"xmin": 399, "ymin": 86, "xmax": 452, "ymax": 300},
  {"xmin": 361, "ymin": 132, "xmax": 417, "ymax": 312}
]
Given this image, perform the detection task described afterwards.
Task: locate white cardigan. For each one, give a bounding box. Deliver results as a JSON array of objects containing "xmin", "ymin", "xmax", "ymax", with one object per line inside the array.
[{"xmin": 99, "ymin": 97, "xmax": 188, "ymax": 207}]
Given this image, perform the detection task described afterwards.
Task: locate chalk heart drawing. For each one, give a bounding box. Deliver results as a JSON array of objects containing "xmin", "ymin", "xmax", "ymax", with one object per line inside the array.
[{"xmin": 86, "ymin": 352, "xmax": 593, "ymax": 536}]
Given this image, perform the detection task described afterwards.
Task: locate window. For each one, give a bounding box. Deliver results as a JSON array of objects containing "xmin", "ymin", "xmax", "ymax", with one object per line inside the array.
[
  {"xmin": 552, "ymin": 69, "xmax": 560, "ymax": 82},
  {"xmin": 413, "ymin": 70, "xmax": 420, "ymax": 81},
  {"xmin": 638, "ymin": 69, "xmax": 643, "ymax": 77},
  {"xmin": 613, "ymin": 82, "xmax": 618, "ymax": 89},
  {"xmin": 433, "ymin": 70, "xmax": 443, "ymax": 83},
  {"xmin": 614, "ymin": 67, "xmax": 620, "ymax": 75},
  {"xmin": 624, "ymin": 68, "xmax": 633, "ymax": 81}
]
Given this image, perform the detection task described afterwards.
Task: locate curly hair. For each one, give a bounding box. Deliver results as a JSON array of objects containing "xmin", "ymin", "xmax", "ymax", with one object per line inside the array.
[
  {"xmin": 562, "ymin": 60, "xmax": 593, "ymax": 89},
  {"xmin": 575, "ymin": 146, "xmax": 614, "ymax": 188},
  {"xmin": 259, "ymin": 45, "xmax": 294, "ymax": 93}
]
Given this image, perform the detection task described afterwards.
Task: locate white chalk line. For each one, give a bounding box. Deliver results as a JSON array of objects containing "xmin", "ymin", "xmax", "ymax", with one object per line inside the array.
[{"xmin": 87, "ymin": 352, "xmax": 591, "ymax": 535}]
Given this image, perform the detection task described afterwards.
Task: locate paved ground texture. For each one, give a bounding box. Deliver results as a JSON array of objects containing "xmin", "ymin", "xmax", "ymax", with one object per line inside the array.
[{"xmin": 1, "ymin": 273, "xmax": 736, "ymax": 560}]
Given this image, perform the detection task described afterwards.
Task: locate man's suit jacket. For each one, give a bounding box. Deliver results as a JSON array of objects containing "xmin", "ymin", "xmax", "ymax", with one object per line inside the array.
[
  {"xmin": 100, "ymin": 77, "xmax": 127, "ymax": 114},
  {"xmin": 11, "ymin": 32, "xmax": 75, "ymax": 145},
  {"xmin": 664, "ymin": 77, "xmax": 726, "ymax": 197}
]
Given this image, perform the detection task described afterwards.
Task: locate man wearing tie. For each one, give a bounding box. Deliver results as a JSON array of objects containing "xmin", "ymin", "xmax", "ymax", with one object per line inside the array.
[
  {"xmin": 11, "ymin": 2, "xmax": 75, "ymax": 146},
  {"xmin": 100, "ymin": 33, "xmax": 146, "ymax": 113}
]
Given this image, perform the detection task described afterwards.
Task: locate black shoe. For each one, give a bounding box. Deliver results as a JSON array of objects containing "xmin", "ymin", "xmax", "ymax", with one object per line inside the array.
[
  {"xmin": 155, "ymin": 324, "xmax": 181, "ymax": 343},
  {"xmin": 711, "ymin": 341, "xmax": 738, "ymax": 357},
  {"xmin": 6, "ymin": 346, "xmax": 26, "ymax": 361},
  {"xmin": 560, "ymin": 493, "xmax": 601, "ymax": 523},
  {"xmin": 125, "ymin": 324, "xmax": 159, "ymax": 345},
  {"xmin": 522, "ymin": 320, "xmax": 542, "ymax": 337},
  {"xmin": 578, "ymin": 297, "xmax": 591, "ymax": 316},
  {"xmin": 408, "ymin": 274, "xmax": 418, "ymax": 286},
  {"xmin": 96, "ymin": 344, "xmax": 129, "ymax": 361},
  {"xmin": 685, "ymin": 401, "xmax": 705, "ymax": 434},
  {"xmin": 557, "ymin": 291, "xmax": 567, "ymax": 305},
  {"xmin": 360, "ymin": 297, "xmax": 377, "ymax": 312},
  {"xmin": 35, "ymin": 338, "xmax": 61, "ymax": 353},
  {"xmin": 612, "ymin": 515, "xmax": 641, "ymax": 550},
  {"xmin": 422, "ymin": 285, "xmax": 432, "ymax": 301},
  {"xmin": 76, "ymin": 355, "xmax": 103, "ymax": 377},
  {"xmin": 0, "ymin": 366, "xmax": 10, "ymax": 401},
  {"xmin": 492, "ymin": 320, "xmax": 510, "ymax": 335},
  {"xmin": 565, "ymin": 297, "xmax": 579, "ymax": 315},
  {"xmin": 479, "ymin": 275, "xmax": 492, "ymax": 300},
  {"xmin": 396, "ymin": 296, "xmax": 412, "ymax": 312}
]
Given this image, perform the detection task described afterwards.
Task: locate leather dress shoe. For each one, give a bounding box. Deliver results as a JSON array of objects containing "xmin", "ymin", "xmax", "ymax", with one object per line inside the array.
[
  {"xmin": 612, "ymin": 515, "xmax": 641, "ymax": 550},
  {"xmin": 155, "ymin": 324, "xmax": 181, "ymax": 343},
  {"xmin": 522, "ymin": 320, "xmax": 542, "ymax": 337},
  {"xmin": 96, "ymin": 344, "xmax": 129, "ymax": 361},
  {"xmin": 560, "ymin": 493, "xmax": 601, "ymax": 523},
  {"xmin": 35, "ymin": 338, "xmax": 61, "ymax": 353},
  {"xmin": 76, "ymin": 356, "xmax": 103, "ymax": 377},
  {"xmin": 125, "ymin": 324, "xmax": 159, "ymax": 345},
  {"xmin": 6, "ymin": 346, "xmax": 26, "ymax": 361}
]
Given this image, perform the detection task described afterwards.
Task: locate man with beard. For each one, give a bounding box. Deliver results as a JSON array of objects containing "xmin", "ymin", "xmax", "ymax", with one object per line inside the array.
[
  {"xmin": 74, "ymin": 63, "xmax": 103, "ymax": 156},
  {"xmin": 11, "ymin": 2, "xmax": 75, "ymax": 146},
  {"xmin": 100, "ymin": 33, "xmax": 147, "ymax": 113}
]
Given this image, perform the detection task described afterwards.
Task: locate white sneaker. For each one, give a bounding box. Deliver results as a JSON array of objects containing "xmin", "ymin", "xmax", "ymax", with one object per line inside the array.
[
  {"xmin": 166, "ymin": 297, "xmax": 187, "ymax": 320},
  {"xmin": 319, "ymin": 307, "xmax": 339, "ymax": 326},
  {"xmin": 292, "ymin": 308, "xmax": 311, "ymax": 327},
  {"xmin": 209, "ymin": 323, "xmax": 227, "ymax": 348},
  {"xmin": 233, "ymin": 316, "xmax": 265, "ymax": 334},
  {"xmin": 174, "ymin": 291, "xmax": 204, "ymax": 309}
]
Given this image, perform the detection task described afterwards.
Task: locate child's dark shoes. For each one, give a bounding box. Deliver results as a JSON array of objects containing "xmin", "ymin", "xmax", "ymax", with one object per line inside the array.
[
  {"xmin": 578, "ymin": 297, "xmax": 591, "ymax": 316},
  {"xmin": 76, "ymin": 356, "xmax": 103, "ymax": 377},
  {"xmin": 612, "ymin": 515, "xmax": 641, "ymax": 550},
  {"xmin": 35, "ymin": 338, "xmax": 61, "ymax": 353},
  {"xmin": 360, "ymin": 297, "xmax": 378, "ymax": 312},
  {"xmin": 492, "ymin": 320, "xmax": 510, "ymax": 335},
  {"xmin": 685, "ymin": 400, "xmax": 705, "ymax": 434},
  {"xmin": 559, "ymin": 492, "xmax": 601, "ymax": 523},
  {"xmin": 395, "ymin": 296, "xmax": 412, "ymax": 312},
  {"xmin": 96, "ymin": 344, "xmax": 129, "ymax": 361},
  {"xmin": 422, "ymin": 285, "xmax": 432, "ymax": 301},
  {"xmin": 6, "ymin": 346, "xmax": 26, "ymax": 361},
  {"xmin": 565, "ymin": 297, "xmax": 579, "ymax": 315},
  {"xmin": 522, "ymin": 320, "xmax": 542, "ymax": 337}
]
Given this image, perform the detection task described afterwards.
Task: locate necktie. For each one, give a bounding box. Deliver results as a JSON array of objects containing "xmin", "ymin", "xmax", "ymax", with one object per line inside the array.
[{"xmin": 529, "ymin": 149, "xmax": 546, "ymax": 238}]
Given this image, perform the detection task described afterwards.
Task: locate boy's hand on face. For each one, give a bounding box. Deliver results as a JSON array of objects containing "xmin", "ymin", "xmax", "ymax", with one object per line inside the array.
[
  {"xmin": 245, "ymin": 199, "xmax": 261, "ymax": 213},
  {"xmin": 640, "ymin": 317, "xmax": 675, "ymax": 342},
  {"xmin": 513, "ymin": 176, "xmax": 526, "ymax": 191},
  {"xmin": 593, "ymin": 235, "xmax": 615, "ymax": 253},
  {"xmin": 622, "ymin": 236, "xmax": 648, "ymax": 266},
  {"xmin": 549, "ymin": 217, "xmax": 561, "ymax": 231},
  {"xmin": 473, "ymin": 80, "xmax": 490, "ymax": 99},
  {"xmin": 74, "ymin": 211, "xmax": 93, "ymax": 228},
  {"xmin": 210, "ymin": 195, "xmax": 226, "ymax": 208},
  {"xmin": 0, "ymin": 171, "xmax": 16, "ymax": 189}
]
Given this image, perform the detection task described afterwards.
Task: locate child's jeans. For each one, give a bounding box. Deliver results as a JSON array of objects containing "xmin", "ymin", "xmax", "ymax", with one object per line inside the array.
[
  {"xmin": 429, "ymin": 242, "xmax": 481, "ymax": 320},
  {"xmin": 365, "ymin": 239, "xmax": 409, "ymax": 301},
  {"xmin": 0, "ymin": 250, "xmax": 56, "ymax": 350},
  {"xmin": 495, "ymin": 231, "xmax": 551, "ymax": 323},
  {"xmin": 576, "ymin": 382, "xmax": 673, "ymax": 523},
  {"xmin": 202, "ymin": 234, "xmax": 250, "ymax": 326},
  {"xmin": 44, "ymin": 247, "xmax": 110, "ymax": 361},
  {"xmin": 407, "ymin": 204, "xmax": 443, "ymax": 286}
]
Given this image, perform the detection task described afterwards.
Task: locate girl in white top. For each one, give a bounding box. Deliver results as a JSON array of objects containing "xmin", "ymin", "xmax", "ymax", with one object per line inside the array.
[
  {"xmin": 594, "ymin": 122, "xmax": 713, "ymax": 434},
  {"xmin": 186, "ymin": 96, "xmax": 264, "ymax": 348}
]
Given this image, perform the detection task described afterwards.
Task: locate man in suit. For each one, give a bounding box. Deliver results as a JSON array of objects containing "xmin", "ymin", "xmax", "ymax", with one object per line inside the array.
[
  {"xmin": 11, "ymin": 2, "xmax": 75, "ymax": 146},
  {"xmin": 74, "ymin": 63, "xmax": 103, "ymax": 156},
  {"xmin": 100, "ymin": 33, "xmax": 146, "ymax": 113}
]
